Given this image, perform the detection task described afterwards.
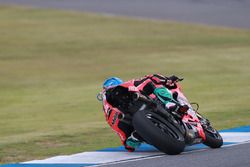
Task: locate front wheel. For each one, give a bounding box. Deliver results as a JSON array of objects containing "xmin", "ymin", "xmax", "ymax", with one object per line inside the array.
[
  {"xmin": 203, "ymin": 126, "xmax": 223, "ymax": 148},
  {"xmin": 132, "ymin": 110, "xmax": 185, "ymax": 155}
]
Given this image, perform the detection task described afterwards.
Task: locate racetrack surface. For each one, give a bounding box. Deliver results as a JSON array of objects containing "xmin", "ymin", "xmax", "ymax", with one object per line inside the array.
[
  {"xmin": 0, "ymin": 0, "xmax": 250, "ymax": 28},
  {"xmin": 98, "ymin": 142, "xmax": 250, "ymax": 167},
  {"xmin": 17, "ymin": 128, "xmax": 250, "ymax": 167}
]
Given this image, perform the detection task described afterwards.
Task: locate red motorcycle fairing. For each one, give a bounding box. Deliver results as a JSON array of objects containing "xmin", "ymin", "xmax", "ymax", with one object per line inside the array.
[
  {"xmin": 169, "ymin": 83, "xmax": 206, "ymax": 141},
  {"xmin": 182, "ymin": 114, "xmax": 206, "ymax": 141}
]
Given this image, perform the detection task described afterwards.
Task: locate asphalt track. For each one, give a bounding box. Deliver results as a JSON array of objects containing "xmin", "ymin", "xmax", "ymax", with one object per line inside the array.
[
  {"xmin": 97, "ymin": 142, "xmax": 250, "ymax": 167},
  {"xmin": 0, "ymin": 0, "xmax": 250, "ymax": 29}
]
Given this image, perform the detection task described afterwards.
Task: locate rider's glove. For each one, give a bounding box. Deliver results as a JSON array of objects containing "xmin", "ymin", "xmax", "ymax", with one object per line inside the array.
[{"xmin": 125, "ymin": 133, "xmax": 141, "ymax": 151}]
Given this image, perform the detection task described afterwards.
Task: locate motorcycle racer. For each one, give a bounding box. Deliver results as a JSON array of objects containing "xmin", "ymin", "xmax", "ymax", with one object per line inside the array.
[{"xmin": 98, "ymin": 74, "xmax": 189, "ymax": 152}]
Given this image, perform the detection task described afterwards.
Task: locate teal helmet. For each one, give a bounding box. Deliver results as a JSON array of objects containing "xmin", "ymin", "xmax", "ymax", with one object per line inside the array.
[{"xmin": 103, "ymin": 77, "xmax": 123, "ymax": 89}]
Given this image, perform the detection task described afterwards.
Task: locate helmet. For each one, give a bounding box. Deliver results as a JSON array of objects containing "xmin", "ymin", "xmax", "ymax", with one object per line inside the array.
[{"xmin": 103, "ymin": 77, "xmax": 123, "ymax": 89}]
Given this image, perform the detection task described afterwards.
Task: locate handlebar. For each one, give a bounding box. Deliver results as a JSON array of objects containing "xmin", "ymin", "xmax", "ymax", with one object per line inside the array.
[{"xmin": 167, "ymin": 75, "xmax": 184, "ymax": 83}]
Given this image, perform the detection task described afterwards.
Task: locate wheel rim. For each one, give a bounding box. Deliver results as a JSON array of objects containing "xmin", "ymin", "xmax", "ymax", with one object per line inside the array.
[{"xmin": 145, "ymin": 113, "xmax": 183, "ymax": 141}]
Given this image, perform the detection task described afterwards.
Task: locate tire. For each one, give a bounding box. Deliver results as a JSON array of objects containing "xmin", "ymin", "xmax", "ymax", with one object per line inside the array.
[
  {"xmin": 203, "ymin": 127, "xmax": 223, "ymax": 148},
  {"xmin": 132, "ymin": 110, "xmax": 185, "ymax": 155}
]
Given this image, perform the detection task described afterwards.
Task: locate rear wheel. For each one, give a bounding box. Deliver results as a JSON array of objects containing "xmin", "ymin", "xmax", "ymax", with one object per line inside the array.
[{"xmin": 132, "ymin": 110, "xmax": 185, "ymax": 155}]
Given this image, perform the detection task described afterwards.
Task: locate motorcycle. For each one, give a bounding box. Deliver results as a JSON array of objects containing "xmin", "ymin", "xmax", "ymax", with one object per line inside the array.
[{"xmin": 98, "ymin": 78, "xmax": 223, "ymax": 155}]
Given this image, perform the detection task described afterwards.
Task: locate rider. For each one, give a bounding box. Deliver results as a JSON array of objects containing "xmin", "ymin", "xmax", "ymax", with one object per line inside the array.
[{"xmin": 98, "ymin": 74, "xmax": 189, "ymax": 152}]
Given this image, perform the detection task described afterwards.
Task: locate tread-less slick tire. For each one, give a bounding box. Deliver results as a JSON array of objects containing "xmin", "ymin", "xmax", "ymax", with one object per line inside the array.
[
  {"xmin": 203, "ymin": 128, "xmax": 223, "ymax": 148},
  {"xmin": 132, "ymin": 110, "xmax": 185, "ymax": 155}
]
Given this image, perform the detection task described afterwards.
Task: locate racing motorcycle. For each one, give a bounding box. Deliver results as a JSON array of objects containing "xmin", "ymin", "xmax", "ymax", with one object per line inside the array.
[{"xmin": 98, "ymin": 78, "xmax": 223, "ymax": 155}]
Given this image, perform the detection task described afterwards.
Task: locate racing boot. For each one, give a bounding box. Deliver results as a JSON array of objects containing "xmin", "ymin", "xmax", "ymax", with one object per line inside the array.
[{"xmin": 125, "ymin": 131, "xmax": 142, "ymax": 152}]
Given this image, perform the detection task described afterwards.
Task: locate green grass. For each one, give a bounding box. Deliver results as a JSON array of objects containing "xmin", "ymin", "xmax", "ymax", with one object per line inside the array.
[{"xmin": 0, "ymin": 5, "xmax": 250, "ymax": 163}]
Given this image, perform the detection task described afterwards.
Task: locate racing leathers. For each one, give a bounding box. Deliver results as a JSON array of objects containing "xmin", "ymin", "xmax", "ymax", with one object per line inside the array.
[{"xmin": 100, "ymin": 74, "xmax": 188, "ymax": 152}]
